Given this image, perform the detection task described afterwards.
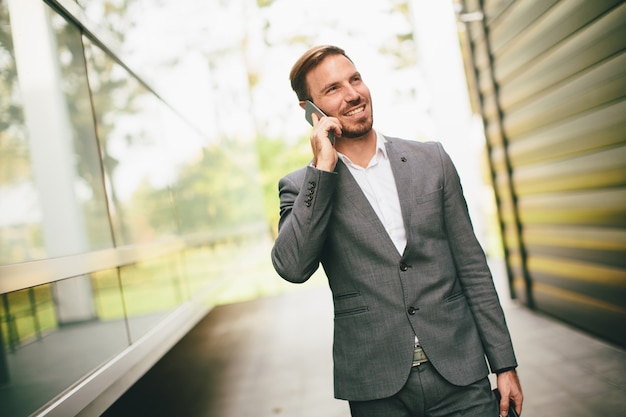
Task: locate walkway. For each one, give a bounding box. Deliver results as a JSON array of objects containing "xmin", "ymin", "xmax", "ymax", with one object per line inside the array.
[{"xmin": 103, "ymin": 260, "xmax": 626, "ymax": 417}]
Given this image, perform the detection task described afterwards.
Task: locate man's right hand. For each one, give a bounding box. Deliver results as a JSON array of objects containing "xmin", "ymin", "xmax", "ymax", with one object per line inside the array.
[{"xmin": 310, "ymin": 112, "xmax": 340, "ymax": 171}]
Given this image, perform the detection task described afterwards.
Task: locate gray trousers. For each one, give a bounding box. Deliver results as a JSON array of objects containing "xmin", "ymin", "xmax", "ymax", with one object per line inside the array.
[{"xmin": 348, "ymin": 362, "xmax": 498, "ymax": 417}]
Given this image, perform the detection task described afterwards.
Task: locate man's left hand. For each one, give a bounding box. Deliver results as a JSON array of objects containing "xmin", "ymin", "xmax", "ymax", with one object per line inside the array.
[{"xmin": 496, "ymin": 369, "xmax": 523, "ymax": 416}]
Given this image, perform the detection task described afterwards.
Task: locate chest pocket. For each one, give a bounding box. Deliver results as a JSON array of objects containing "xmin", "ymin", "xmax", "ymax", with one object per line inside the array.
[{"xmin": 411, "ymin": 187, "xmax": 444, "ymax": 237}]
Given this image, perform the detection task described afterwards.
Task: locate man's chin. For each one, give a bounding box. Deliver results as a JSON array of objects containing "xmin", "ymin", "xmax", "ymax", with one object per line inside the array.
[
  {"xmin": 343, "ymin": 132, "xmax": 369, "ymax": 139},
  {"xmin": 342, "ymin": 122, "xmax": 374, "ymax": 139}
]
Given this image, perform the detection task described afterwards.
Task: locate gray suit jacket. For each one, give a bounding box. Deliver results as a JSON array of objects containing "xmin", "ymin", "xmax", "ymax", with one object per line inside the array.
[{"xmin": 271, "ymin": 137, "xmax": 517, "ymax": 401}]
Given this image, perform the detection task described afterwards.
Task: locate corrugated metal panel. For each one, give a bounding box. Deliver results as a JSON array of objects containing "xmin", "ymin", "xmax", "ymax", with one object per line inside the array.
[{"xmin": 459, "ymin": 0, "xmax": 626, "ymax": 347}]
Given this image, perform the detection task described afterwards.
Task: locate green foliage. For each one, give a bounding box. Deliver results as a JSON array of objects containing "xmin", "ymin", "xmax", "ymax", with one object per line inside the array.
[
  {"xmin": 255, "ymin": 133, "xmax": 312, "ymax": 237},
  {"xmin": 256, "ymin": 0, "xmax": 276, "ymax": 8},
  {"xmin": 127, "ymin": 142, "xmax": 267, "ymax": 238},
  {"xmin": 390, "ymin": 0, "xmax": 411, "ymax": 16}
]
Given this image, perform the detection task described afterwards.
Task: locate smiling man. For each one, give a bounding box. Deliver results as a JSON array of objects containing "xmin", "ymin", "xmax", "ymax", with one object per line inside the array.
[{"xmin": 271, "ymin": 45, "xmax": 523, "ymax": 417}]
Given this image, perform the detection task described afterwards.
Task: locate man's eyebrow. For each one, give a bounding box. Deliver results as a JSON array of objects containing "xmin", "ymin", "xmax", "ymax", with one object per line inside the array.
[
  {"xmin": 320, "ymin": 71, "xmax": 361, "ymax": 92},
  {"xmin": 320, "ymin": 81, "xmax": 339, "ymax": 92}
]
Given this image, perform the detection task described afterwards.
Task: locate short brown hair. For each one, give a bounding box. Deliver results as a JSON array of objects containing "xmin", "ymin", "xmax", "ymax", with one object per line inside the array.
[{"xmin": 289, "ymin": 45, "xmax": 352, "ymax": 101}]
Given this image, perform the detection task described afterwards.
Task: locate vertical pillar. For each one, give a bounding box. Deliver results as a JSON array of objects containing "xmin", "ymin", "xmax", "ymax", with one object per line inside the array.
[
  {"xmin": 8, "ymin": 0, "xmax": 96, "ymax": 323},
  {"xmin": 409, "ymin": 0, "xmax": 488, "ymax": 243}
]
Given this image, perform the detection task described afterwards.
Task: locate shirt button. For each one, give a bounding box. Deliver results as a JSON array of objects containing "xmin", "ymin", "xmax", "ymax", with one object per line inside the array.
[
  {"xmin": 408, "ymin": 306, "xmax": 418, "ymax": 315},
  {"xmin": 400, "ymin": 263, "xmax": 409, "ymax": 271}
]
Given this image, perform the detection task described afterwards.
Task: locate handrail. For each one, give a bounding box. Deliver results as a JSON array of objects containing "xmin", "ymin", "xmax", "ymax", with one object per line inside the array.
[{"xmin": 0, "ymin": 222, "xmax": 269, "ymax": 294}]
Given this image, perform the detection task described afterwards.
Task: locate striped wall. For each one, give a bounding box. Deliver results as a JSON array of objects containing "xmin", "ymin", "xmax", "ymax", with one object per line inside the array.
[{"xmin": 459, "ymin": 0, "xmax": 626, "ymax": 347}]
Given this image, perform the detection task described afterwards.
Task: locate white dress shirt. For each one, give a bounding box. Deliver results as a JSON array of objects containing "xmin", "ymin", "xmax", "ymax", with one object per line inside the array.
[{"xmin": 337, "ymin": 132, "xmax": 407, "ymax": 255}]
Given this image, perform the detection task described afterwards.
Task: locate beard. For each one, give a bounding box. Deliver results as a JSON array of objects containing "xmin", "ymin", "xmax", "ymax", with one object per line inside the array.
[{"xmin": 341, "ymin": 107, "xmax": 374, "ymax": 139}]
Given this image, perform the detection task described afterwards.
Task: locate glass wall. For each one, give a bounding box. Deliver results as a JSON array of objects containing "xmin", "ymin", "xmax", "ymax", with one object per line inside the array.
[{"xmin": 0, "ymin": 1, "xmax": 268, "ymax": 416}]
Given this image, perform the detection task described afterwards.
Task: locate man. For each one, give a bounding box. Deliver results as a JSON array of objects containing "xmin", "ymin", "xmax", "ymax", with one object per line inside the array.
[{"xmin": 271, "ymin": 45, "xmax": 523, "ymax": 417}]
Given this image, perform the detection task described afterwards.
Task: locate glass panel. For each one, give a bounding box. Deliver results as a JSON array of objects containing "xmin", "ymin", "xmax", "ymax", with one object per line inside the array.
[
  {"xmin": 0, "ymin": 0, "xmax": 269, "ymax": 413},
  {"xmin": 0, "ymin": 270, "xmax": 128, "ymax": 417},
  {"xmin": 83, "ymin": 35, "xmax": 265, "ymax": 245},
  {"xmin": 83, "ymin": 38, "xmax": 198, "ymax": 245},
  {"xmin": 0, "ymin": 2, "xmax": 112, "ymax": 265},
  {"xmin": 93, "ymin": 268, "xmax": 131, "ymax": 320},
  {"xmin": 120, "ymin": 255, "xmax": 186, "ymax": 341},
  {"xmin": 184, "ymin": 244, "xmax": 233, "ymax": 307},
  {"xmin": 171, "ymin": 142, "xmax": 265, "ymax": 235},
  {"xmin": 183, "ymin": 234, "xmax": 285, "ymax": 308},
  {"xmin": 185, "ymin": 246, "xmax": 219, "ymax": 298},
  {"xmin": 72, "ymin": 0, "xmax": 220, "ymax": 137},
  {"xmin": 50, "ymin": 13, "xmax": 114, "ymax": 252}
]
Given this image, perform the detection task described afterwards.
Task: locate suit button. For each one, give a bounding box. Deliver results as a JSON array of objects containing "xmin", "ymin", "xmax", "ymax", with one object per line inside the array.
[
  {"xmin": 400, "ymin": 263, "xmax": 409, "ymax": 271},
  {"xmin": 408, "ymin": 306, "xmax": 418, "ymax": 315}
]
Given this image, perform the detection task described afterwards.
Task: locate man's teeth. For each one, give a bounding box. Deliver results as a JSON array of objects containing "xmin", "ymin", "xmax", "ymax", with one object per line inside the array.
[{"xmin": 346, "ymin": 106, "xmax": 365, "ymax": 116}]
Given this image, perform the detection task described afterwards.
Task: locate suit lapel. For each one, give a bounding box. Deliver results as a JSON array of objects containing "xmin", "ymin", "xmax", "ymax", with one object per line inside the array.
[
  {"xmin": 335, "ymin": 160, "xmax": 395, "ymax": 245},
  {"xmin": 385, "ymin": 139, "xmax": 415, "ymax": 253},
  {"xmin": 335, "ymin": 161, "xmax": 379, "ymax": 222},
  {"xmin": 336, "ymin": 138, "xmax": 416, "ymax": 256}
]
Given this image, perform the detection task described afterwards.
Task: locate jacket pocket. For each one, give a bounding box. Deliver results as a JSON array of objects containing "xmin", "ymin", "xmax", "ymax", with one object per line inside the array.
[
  {"xmin": 333, "ymin": 291, "xmax": 368, "ymax": 318},
  {"xmin": 335, "ymin": 306, "xmax": 369, "ymax": 318},
  {"xmin": 445, "ymin": 291, "xmax": 465, "ymax": 303},
  {"xmin": 334, "ymin": 291, "xmax": 361, "ymax": 300},
  {"xmin": 415, "ymin": 187, "xmax": 443, "ymax": 204},
  {"xmin": 411, "ymin": 187, "xmax": 444, "ymax": 235}
]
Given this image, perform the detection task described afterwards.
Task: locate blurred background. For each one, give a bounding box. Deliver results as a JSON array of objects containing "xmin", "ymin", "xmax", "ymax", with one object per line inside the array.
[{"xmin": 0, "ymin": 0, "xmax": 624, "ymax": 416}]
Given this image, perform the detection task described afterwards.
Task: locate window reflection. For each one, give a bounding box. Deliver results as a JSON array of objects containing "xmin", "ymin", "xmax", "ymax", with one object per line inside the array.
[
  {"xmin": 51, "ymin": 11, "xmax": 114, "ymax": 252},
  {"xmin": 0, "ymin": 271, "xmax": 128, "ymax": 417},
  {"xmin": 72, "ymin": 0, "xmax": 220, "ymax": 138},
  {"xmin": 0, "ymin": 4, "xmax": 112, "ymax": 264},
  {"xmin": 120, "ymin": 255, "xmax": 186, "ymax": 341},
  {"xmin": 84, "ymin": 38, "xmax": 189, "ymax": 245},
  {"xmin": 93, "ymin": 268, "xmax": 131, "ymax": 320},
  {"xmin": 0, "ymin": 286, "xmax": 55, "ymax": 351},
  {"xmin": 0, "ymin": 0, "xmax": 38, "ymax": 265},
  {"xmin": 0, "ymin": 1, "xmax": 270, "ymax": 416}
]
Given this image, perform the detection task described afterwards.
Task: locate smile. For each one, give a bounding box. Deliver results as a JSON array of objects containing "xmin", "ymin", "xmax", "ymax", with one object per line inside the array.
[{"xmin": 345, "ymin": 106, "xmax": 365, "ymax": 117}]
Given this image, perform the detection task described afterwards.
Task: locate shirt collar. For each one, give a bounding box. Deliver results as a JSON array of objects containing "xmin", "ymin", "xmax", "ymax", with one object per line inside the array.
[
  {"xmin": 376, "ymin": 131, "xmax": 389, "ymax": 160},
  {"xmin": 338, "ymin": 131, "xmax": 388, "ymax": 167}
]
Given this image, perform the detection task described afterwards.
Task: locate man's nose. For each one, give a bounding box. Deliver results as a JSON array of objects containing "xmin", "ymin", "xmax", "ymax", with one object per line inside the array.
[{"xmin": 344, "ymin": 85, "xmax": 361, "ymax": 102}]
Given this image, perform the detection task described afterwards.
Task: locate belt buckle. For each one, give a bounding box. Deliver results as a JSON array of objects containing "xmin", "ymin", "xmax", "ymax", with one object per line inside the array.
[{"xmin": 412, "ymin": 345, "xmax": 429, "ymax": 367}]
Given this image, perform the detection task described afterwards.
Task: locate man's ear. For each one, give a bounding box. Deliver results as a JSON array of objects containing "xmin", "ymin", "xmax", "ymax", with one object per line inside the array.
[{"xmin": 298, "ymin": 101, "xmax": 307, "ymax": 110}]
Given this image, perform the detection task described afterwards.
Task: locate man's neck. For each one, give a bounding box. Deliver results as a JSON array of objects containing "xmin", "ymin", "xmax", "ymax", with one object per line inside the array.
[{"xmin": 335, "ymin": 130, "xmax": 378, "ymax": 168}]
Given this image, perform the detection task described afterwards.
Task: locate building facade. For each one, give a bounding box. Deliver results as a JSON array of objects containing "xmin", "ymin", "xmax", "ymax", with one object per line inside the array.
[
  {"xmin": 0, "ymin": 1, "xmax": 269, "ymax": 416},
  {"xmin": 458, "ymin": 0, "xmax": 626, "ymax": 347}
]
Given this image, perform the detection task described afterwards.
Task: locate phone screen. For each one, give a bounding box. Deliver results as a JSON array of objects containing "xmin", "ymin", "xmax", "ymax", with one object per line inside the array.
[{"xmin": 304, "ymin": 100, "xmax": 335, "ymax": 144}]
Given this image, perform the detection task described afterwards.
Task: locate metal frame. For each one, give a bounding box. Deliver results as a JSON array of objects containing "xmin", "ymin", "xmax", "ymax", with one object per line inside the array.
[{"xmin": 0, "ymin": 223, "xmax": 268, "ymax": 294}]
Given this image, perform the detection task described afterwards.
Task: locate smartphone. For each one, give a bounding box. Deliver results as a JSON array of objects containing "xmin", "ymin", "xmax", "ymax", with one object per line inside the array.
[{"xmin": 304, "ymin": 100, "xmax": 335, "ymax": 144}]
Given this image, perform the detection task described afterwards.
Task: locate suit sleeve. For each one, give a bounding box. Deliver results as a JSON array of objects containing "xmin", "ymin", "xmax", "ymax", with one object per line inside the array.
[
  {"xmin": 436, "ymin": 143, "xmax": 518, "ymax": 373},
  {"xmin": 271, "ymin": 166, "xmax": 338, "ymax": 283}
]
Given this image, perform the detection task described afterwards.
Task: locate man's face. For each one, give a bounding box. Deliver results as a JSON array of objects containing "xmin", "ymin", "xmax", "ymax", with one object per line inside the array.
[{"xmin": 305, "ymin": 54, "xmax": 374, "ymax": 139}]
